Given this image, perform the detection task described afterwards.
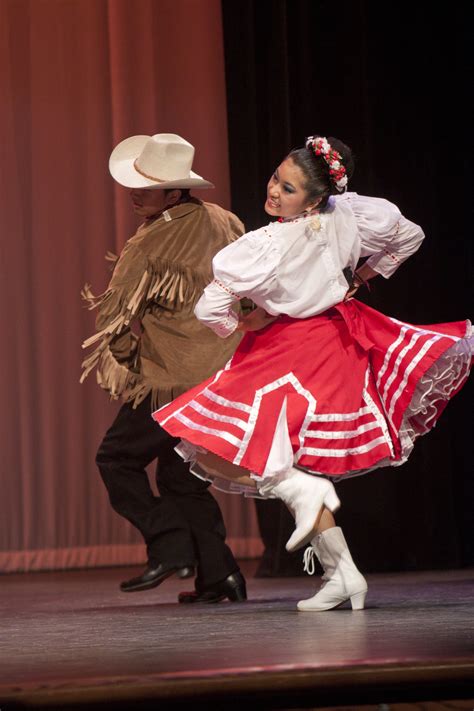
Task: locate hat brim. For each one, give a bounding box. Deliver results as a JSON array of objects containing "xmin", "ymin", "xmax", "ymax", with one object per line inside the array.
[{"xmin": 109, "ymin": 135, "xmax": 214, "ymax": 190}]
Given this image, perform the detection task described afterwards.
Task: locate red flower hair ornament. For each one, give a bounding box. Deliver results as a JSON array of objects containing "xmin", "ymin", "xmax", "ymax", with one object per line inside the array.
[{"xmin": 306, "ymin": 136, "xmax": 348, "ymax": 193}]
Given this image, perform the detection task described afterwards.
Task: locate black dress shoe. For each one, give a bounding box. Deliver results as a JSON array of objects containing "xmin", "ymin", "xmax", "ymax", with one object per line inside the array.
[
  {"xmin": 178, "ymin": 571, "xmax": 247, "ymax": 604},
  {"xmin": 120, "ymin": 563, "xmax": 193, "ymax": 592},
  {"xmin": 176, "ymin": 566, "xmax": 195, "ymax": 579}
]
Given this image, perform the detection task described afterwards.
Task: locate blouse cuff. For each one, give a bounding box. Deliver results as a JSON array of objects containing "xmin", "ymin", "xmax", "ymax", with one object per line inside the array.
[
  {"xmin": 366, "ymin": 249, "xmax": 402, "ymax": 278},
  {"xmin": 210, "ymin": 309, "xmax": 240, "ymax": 338},
  {"xmin": 194, "ymin": 279, "xmax": 241, "ymax": 338}
]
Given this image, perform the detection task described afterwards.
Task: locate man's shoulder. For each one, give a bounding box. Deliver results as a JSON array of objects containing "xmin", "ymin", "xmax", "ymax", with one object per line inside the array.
[
  {"xmin": 201, "ymin": 201, "xmax": 235, "ymax": 219},
  {"xmin": 202, "ymin": 201, "xmax": 245, "ymax": 238}
]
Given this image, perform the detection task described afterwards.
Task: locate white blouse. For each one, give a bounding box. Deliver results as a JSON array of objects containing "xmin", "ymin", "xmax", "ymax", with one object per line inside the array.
[{"xmin": 194, "ymin": 192, "xmax": 425, "ymax": 338}]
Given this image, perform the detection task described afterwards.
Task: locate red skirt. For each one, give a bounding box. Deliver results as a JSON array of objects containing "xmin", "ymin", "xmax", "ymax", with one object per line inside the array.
[{"xmin": 153, "ymin": 300, "xmax": 472, "ymax": 480}]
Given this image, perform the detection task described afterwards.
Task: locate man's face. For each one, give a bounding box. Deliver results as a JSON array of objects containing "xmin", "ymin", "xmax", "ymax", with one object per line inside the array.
[{"xmin": 129, "ymin": 188, "xmax": 168, "ymax": 218}]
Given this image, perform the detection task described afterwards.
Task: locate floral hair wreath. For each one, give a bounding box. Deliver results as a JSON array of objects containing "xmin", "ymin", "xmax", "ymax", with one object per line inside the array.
[{"xmin": 305, "ymin": 136, "xmax": 348, "ymax": 192}]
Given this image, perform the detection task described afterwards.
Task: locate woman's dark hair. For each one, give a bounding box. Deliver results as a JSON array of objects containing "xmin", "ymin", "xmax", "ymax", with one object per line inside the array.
[{"xmin": 288, "ymin": 136, "xmax": 354, "ymax": 210}]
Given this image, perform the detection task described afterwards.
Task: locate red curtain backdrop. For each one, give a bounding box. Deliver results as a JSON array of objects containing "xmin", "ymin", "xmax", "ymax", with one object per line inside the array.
[{"xmin": 0, "ymin": 0, "xmax": 263, "ymax": 572}]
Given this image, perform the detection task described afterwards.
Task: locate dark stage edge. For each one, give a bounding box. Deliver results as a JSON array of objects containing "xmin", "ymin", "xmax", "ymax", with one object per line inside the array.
[{"xmin": 1, "ymin": 563, "xmax": 473, "ymax": 710}]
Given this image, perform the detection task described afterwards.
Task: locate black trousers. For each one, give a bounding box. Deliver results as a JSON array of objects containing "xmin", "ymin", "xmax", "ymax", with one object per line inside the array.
[
  {"xmin": 254, "ymin": 498, "xmax": 306, "ymax": 577},
  {"xmin": 96, "ymin": 395, "xmax": 239, "ymax": 587}
]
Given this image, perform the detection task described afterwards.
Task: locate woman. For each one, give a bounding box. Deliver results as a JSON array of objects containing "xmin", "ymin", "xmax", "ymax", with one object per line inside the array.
[{"xmin": 153, "ymin": 135, "xmax": 472, "ymax": 611}]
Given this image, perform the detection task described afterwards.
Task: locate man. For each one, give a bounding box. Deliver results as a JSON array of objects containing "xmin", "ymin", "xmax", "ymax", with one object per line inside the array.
[{"xmin": 81, "ymin": 133, "xmax": 246, "ymax": 603}]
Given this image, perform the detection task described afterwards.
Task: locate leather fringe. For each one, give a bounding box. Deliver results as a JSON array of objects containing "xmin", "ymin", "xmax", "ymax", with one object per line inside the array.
[{"xmin": 81, "ymin": 258, "xmax": 209, "ymax": 407}]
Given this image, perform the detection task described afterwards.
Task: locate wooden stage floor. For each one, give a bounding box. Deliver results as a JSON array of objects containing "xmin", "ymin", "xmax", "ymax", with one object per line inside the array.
[{"xmin": 1, "ymin": 562, "xmax": 473, "ymax": 710}]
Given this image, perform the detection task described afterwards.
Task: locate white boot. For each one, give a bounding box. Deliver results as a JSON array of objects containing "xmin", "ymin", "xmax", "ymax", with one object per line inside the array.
[
  {"xmin": 256, "ymin": 468, "xmax": 341, "ymax": 552},
  {"xmin": 297, "ymin": 527, "xmax": 367, "ymax": 611}
]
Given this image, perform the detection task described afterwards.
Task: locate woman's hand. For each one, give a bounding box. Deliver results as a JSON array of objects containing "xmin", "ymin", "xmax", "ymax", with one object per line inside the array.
[
  {"xmin": 345, "ymin": 265, "xmax": 379, "ymax": 300},
  {"xmin": 237, "ymin": 307, "xmax": 277, "ymax": 332},
  {"xmin": 344, "ymin": 284, "xmax": 360, "ymax": 300}
]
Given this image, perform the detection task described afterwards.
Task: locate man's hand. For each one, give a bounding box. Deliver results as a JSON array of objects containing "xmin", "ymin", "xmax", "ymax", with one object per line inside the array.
[{"xmin": 237, "ymin": 307, "xmax": 277, "ymax": 332}]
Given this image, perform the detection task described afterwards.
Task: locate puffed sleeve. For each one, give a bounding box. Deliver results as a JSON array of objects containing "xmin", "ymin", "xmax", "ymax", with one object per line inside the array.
[
  {"xmin": 348, "ymin": 193, "xmax": 425, "ymax": 278},
  {"xmin": 194, "ymin": 228, "xmax": 279, "ymax": 338}
]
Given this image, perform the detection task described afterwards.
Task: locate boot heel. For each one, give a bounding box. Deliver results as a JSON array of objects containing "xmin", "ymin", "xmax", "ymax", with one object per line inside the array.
[
  {"xmin": 350, "ymin": 590, "xmax": 367, "ymax": 610},
  {"xmin": 228, "ymin": 585, "xmax": 247, "ymax": 602},
  {"xmin": 323, "ymin": 487, "xmax": 341, "ymax": 513}
]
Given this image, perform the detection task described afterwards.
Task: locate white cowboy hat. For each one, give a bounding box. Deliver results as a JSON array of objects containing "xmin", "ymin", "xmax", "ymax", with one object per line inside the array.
[{"xmin": 109, "ymin": 133, "xmax": 214, "ymax": 189}]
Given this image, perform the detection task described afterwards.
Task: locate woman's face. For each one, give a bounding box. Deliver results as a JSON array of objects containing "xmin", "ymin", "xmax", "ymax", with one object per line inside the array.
[{"xmin": 265, "ymin": 157, "xmax": 317, "ymax": 218}]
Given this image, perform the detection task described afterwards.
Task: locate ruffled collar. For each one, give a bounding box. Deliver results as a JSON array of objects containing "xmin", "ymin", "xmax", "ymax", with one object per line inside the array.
[{"xmin": 277, "ymin": 207, "xmax": 320, "ymax": 224}]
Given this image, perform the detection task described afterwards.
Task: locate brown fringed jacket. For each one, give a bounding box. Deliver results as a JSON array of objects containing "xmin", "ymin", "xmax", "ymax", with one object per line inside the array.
[{"xmin": 81, "ymin": 200, "xmax": 244, "ymax": 409}]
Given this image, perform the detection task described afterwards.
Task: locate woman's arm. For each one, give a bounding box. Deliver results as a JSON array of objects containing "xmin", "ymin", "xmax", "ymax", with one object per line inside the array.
[
  {"xmin": 345, "ymin": 195, "xmax": 425, "ymax": 298},
  {"xmin": 361, "ymin": 215, "xmax": 425, "ymax": 279},
  {"xmin": 345, "ymin": 263, "xmax": 380, "ymax": 299},
  {"xmin": 194, "ymin": 279, "xmax": 242, "ymax": 338},
  {"xmin": 195, "ymin": 226, "xmax": 280, "ymax": 336}
]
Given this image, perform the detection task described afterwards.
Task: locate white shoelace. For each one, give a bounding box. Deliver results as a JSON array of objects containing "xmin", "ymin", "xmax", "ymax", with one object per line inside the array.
[{"xmin": 303, "ymin": 546, "xmax": 316, "ymax": 575}]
